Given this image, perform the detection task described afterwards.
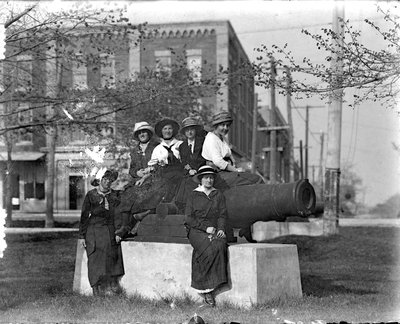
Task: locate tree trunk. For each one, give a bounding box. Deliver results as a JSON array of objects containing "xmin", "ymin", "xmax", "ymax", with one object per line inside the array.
[
  {"xmin": 45, "ymin": 125, "xmax": 57, "ymax": 228},
  {"xmin": 5, "ymin": 133, "xmax": 12, "ymax": 227}
]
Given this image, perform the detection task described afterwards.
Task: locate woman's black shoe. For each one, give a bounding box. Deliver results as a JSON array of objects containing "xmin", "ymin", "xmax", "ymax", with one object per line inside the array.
[{"xmin": 203, "ymin": 292, "xmax": 216, "ymax": 307}]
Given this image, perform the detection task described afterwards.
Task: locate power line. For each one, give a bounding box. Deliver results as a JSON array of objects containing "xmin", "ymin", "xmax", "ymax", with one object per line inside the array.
[{"xmin": 236, "ymin": 16, "xmax": 387, "ymax": 36}]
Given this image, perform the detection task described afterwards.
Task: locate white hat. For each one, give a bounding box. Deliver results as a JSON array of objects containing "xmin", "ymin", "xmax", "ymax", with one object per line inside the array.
[{"xmin": 133, "ymin": 121, "xmax": 154, "ymax": 139}]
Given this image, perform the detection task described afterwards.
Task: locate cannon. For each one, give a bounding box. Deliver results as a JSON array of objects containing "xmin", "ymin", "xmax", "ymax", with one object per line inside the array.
[{"xmin": 132, "ymin": 179, "xmax": 316, "ymax": 243}]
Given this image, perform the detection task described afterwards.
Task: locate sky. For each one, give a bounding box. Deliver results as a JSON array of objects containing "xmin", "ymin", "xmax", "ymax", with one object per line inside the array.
[{"xmin": 8, "ymin": 0, "xmax": 400, "ymax": 207}]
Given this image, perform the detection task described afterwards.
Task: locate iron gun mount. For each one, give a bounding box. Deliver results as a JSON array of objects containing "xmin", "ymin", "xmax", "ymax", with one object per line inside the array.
[{"xmin": 133, "ymin": 179, "xmax": 316, "ymax": 243}]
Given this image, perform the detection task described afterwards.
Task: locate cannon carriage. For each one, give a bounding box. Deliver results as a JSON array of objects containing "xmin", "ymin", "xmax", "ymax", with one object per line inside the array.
[{"xmin": 130, "ymin": 179, "xmax": 316, "ymax": 243}]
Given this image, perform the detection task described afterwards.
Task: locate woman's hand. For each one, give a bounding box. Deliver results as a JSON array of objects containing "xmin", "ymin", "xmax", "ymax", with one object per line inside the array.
[
  {"xmin": 81, "ymin": 239, "xmax": 86, "ymax": 248},
  {"xmin": 115, "ymin": 235, "xmax": 122, "ymax": 244},
  {"xmin": 206, "ymin": 227, "xmax": 216, "ymax": 234},
  {"xmin": 135, "ymin": 178, "xmax": 146, "ymax": 186},
  {"xmin": 135, "ymin": 173, "xmax": 150, "ymax": 186},
  {"xmin": 216, "ymin": 230, "xmax": 226, "ymax": 238},
  {"xmin": 136, "ymin": 169, "xmax": 147, "ymax": 178}
]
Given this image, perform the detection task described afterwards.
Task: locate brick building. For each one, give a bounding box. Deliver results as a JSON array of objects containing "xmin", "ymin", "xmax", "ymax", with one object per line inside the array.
[{"xmin": 0, "ymin": 20, "xmax": 259, "ymax": 212}]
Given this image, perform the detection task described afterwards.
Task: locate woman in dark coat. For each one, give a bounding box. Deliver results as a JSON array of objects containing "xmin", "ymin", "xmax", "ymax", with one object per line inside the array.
[
  {"xmin": 128, "ymin": 121, "xmax": 159, "ymax": 187},
  {"xmin": 184, "ymin": 165, "xmax": 228, "ymax": 307},
  {"xmin": 79, "ymin": 169, "xmax": 124, "ymax": 296},
  {"xmin": 175, "ymin": 116, "xmax": 207, "ymax": 210},
  {"xmin": 115, "ymin": 122, "xmax": 159, "ymax": 237}
]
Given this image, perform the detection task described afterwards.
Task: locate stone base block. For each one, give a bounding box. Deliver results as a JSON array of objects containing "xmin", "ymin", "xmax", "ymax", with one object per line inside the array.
[
  {"xmin": 252, "ymin": 219, "xmax": 324, "ymax": 241},
  {"xmin": 73, "ymin": 241, "xmax": 302, "ymax": 307},
  {"xmin": 73, "ymin": 239, "xmax": 91, "ymax": 295}
]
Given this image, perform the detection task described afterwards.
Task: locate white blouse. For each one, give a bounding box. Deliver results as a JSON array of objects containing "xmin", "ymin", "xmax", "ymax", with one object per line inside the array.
[
  {"xmin": 149, "ymin": 138, "xmax": 183, "ymax": 165},
  {"xmin": 201, "ymin": 132, "xmax": 234, "ymax": 170}
]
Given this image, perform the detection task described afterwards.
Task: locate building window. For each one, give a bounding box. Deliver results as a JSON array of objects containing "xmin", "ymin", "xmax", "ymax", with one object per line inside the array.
[
  {"xmin": 69, "ymin": 102, "xmax": 88, "ymax": 143},
  {"xmin": 100, "ymin": 53, "xmax": 115, "ymax": 88},
  {"xmin": 186, "ymin": 49, "xmax": 202, "ymax": 84},
  {"xmin": 72, "ymin": 54, "xmax": 87, "ymax": 90},
  {"xmin": 155, "ymin": 50, "xmax": 171, "ymax": 75},
  {"xmin": 17, "ymin": 103, "xmax": 33, "ymax": 143},
  {"xmin": 24, "ymin": 181, "xmax": 45, "ymax": 200},
  {"xmin": 14, "ymin": 55, "xmax": 32, "ymax": 93}
]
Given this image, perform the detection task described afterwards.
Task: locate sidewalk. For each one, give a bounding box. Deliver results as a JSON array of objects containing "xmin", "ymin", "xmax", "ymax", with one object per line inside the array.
[
  {"xmin": 5, "ymin": 211, "xmax": 80, "ymax": 235},
  {"xmin": 5, "ymin": 227, "xmax": 78, "ymax": 234}
]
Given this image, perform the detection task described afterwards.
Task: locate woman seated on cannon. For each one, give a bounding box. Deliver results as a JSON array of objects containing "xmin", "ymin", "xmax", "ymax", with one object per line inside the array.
[
  {"xmin": 128, "ymin": 121, "xmax": 159, "ymax": 187},
  {"xmin": 148, "ymin": 117, "xmax": 185, "ymax": 203},
  {"xmin": 201, "ymin": 111, "xmax": 263, "ymax": 190},
  {"xmin": 114, "ymin": 121, "xmax": 162, "ymax": 238},
  {"xmin": 174, "ymin": 116, "xmax": 207, "ymax": 211}
]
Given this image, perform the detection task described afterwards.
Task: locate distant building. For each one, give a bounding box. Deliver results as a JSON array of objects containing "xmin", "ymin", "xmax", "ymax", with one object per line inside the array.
[{"xmin": 0, "ymin": 20, "xmax": 260, "ymax": 212}]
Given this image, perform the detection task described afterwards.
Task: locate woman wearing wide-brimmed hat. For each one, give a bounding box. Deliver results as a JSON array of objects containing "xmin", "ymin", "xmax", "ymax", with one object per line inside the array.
[
  {"xmin": 79, "ymin": 169, "xmax": 125, "ymax": 296},
  {"xmin": 146, "ymin": 117, "xmax": 185, "ymax": 203},
  {"xmin": 178, "ymin": 116, "xmax": 207, "ymax": 176},
  {"xmin": 184, "ymin": 165, "xmax": 228, "ymax": 307},
  {"xmin": 174, "ymin": 116, "xmax": 208, "ymax": 211},
  {"xmin": 113, "ymin": 121, "xmax": 159, "ymax": 239},
  {"xmin": 149, "ymin": 117, "xmax": 182, "ymax": 168},
  {"xmin": 202, "ymin": 111, "xmax": 263, "ymax": 189},
  {"xmin": 129, "ymin": 121, "xmax": 159, "ymax": 187}
]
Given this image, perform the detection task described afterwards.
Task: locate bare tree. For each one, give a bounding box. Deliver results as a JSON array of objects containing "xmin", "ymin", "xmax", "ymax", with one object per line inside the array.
[{"xmin": 253, "ymin": 4, "xmax": 399, "ymax": 110}]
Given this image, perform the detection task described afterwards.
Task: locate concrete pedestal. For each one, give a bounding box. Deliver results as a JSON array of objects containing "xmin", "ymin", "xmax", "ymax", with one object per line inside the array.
[
  {"xmin": 252, "ymin": 219, "xmax": 324, "ymax": 241},
  {"xmin": 73, "ymin": 241, "xmax": 302, "ymax": 307}
]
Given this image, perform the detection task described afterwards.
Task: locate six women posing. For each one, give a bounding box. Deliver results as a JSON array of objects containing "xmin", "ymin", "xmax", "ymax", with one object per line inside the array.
[{"xmin": 79, "ymin": 111, "xmax": 263, "ymax": 304}]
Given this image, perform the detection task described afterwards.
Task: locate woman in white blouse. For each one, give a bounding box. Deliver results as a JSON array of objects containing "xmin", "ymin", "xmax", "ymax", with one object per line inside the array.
[
  {"xmin": 202, "ymin": 111, "xmax": 263, "ymax": 189},
  {"xmin": 149, "ymin": 117, "xmax": 185, "ymax": 202}
]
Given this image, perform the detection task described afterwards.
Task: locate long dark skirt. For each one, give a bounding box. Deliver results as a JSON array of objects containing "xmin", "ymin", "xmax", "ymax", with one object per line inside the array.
[
  {"xmin": 214, "ymin": 171, "xmax": 264, "ymax": 191},
  {"xmin": 117, "ymin": 167, "xmax": 184, "ymax": 215},
  {"xmin": 188, "ymin": 228, "xmax": 228, "ymax": 291},
  {"xmin": 86, "ymin": 223, "xmax": 124, "ymax": 287}
]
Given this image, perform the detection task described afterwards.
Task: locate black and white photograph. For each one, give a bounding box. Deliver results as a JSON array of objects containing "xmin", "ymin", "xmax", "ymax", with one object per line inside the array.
[{"xmin": 0, "ymin": 0, "xmax": 399, "ymax": 323}]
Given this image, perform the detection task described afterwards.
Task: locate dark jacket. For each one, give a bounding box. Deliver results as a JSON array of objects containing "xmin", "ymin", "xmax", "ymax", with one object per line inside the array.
[
  {"xmin": 79, "ymin": 188, "xmax": 124, "ymax": 287},
  {"xmin": 129, "ymin": 138, "xmax": 159, "ymax": 179},
  {"xmin": 184, "ymin": 188, "xmax": 227, "ymax": 233},
  {"xmin": 179, "ymin": 137, "xmax": 206, "ymax": 175}
]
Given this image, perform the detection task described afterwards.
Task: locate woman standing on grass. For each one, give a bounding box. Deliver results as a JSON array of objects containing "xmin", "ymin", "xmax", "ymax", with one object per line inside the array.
[
  {"xmin": 184, "ymin": 165, "xmax": 228, "ymax": 307},
  {"xmin": 79, "ymin": 169, "xmax": 124, "ymax": 296}
]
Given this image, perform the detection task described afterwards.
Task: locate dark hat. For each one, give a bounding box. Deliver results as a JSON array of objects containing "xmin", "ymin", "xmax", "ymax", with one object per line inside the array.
[
  {"xmin": 154, "ymin": 118, "xmax": 180, "ymax": 138},
  {"xmin": 188, "ymin": 314, "xmax": 205, "ymax": 324},
  {"xmin": 193, "ymin": 165, "xmax": 217, "ymax": 184},
  {"xmin": 211, "ymin": 111, "xmax": 233, "ymax": 127},
  {"xmin": 133, "ymin": 121, "xmax": 154, "ymax": 139},
  {"xmin": 90, "ymin": 169, "xmax": 118, "ymax": 186},
  {"xmin": 180, "ymin": 116, "xmax": 203, "ymax": 135}
]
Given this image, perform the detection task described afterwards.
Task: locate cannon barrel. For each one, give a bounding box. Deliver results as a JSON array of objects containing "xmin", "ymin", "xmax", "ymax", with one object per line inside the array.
[
  {"xmin": 136, "ymin": 179, "xmax": 316, "ymax": 243},
  {"xmin": 224, "ymin": 179, "xmax": 316, "ymax": 228}
]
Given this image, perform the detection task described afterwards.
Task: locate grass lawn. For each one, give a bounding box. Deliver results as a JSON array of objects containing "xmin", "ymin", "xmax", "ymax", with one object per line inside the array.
[{"xmin": 0, "ymin": 226, "xmax": 399, "ymax": 323}]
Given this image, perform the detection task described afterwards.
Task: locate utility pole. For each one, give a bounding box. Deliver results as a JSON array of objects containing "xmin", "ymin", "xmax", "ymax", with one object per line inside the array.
[
  {"xmin": 318, "ymin": 132, "xmax": 325, "ymax": 199},
  {"xmin": 269, "ymin": 57, "xmax": 277, "ymax": 183},
  {"xmin": 299, "ymin": 140, "xmax": 304, "ymax": 179},
  {"xmin": 295, "ymin": 104, "xmax": 324, "ymax": 180},
  {"xmin": 251, "ymin": 93, "xmax": 258, "ymax": 174},
  {"xmin": 286, "ymin": 67, "xmax": 295, "ymax": 182},
  {"xmin": 305, "ymin": 105, "xmax": 309, "ymax": 179},
  {"xmin": 324, "ymin": 1, "xmax": 344, "ymax": 235}
]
